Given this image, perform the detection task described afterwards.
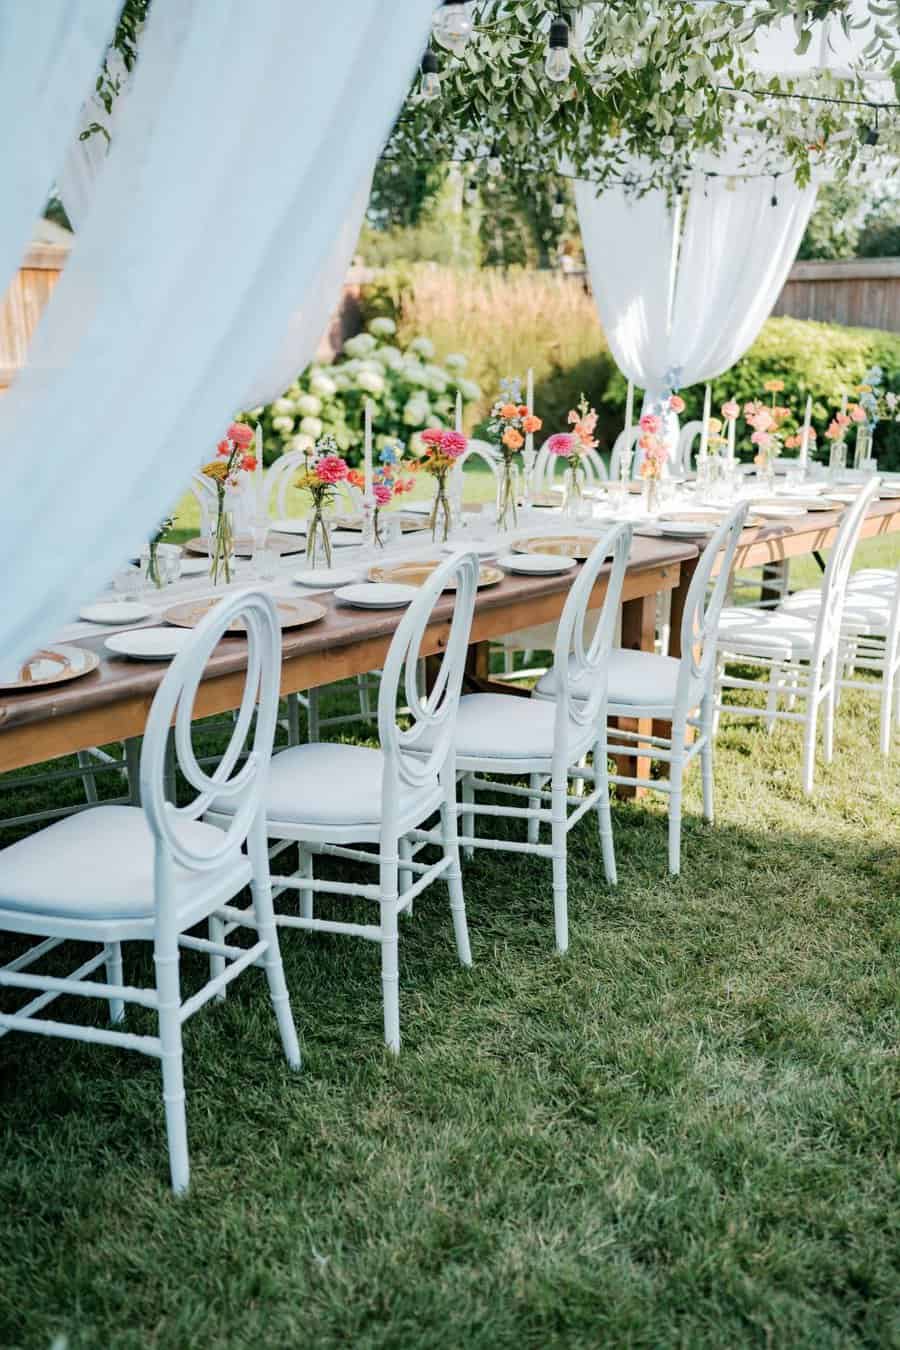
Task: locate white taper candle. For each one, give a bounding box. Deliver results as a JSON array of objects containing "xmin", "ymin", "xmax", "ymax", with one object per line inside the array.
[
  {"xmin": 726, "ymin": 405, "xmax": 736, "ymax": 461},
  {"xmin": 255, "ymin": 422, "xmax": 266, "ymax": 515},
  {"xmin": 698, "ymin": 384, "xmax": 711, "ymax": 458},
  {"xmin": 624, "ymin": 380, "xmax": 634, "ymax": 445},
  {"xmin": 455, "ymin": 390, "xmax": 463, "ymax": 435},
  {"xmin": 363, "ymin": 400, "xmax": 373, "ymax": 498},
  {"xmin": 800, "ymin": 394, "xmax": 812, "ymax": 467},
  {"xmin": 525, "ymin": 368, "xmax": 534, "ymax": 455}
]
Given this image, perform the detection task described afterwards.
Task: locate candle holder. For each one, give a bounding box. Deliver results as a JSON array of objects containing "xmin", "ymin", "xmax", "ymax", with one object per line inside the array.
[{"xmin": 360, "ymin": 495, "xmax": 377, "ymax": 551}]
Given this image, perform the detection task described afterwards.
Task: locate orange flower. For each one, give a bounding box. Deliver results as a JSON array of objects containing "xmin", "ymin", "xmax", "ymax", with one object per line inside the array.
[
  {"xmin": 347, "ymin": 469, "xmax": 365, "ymax": 489},
  {"xmin": 764, "ymin": 379, "xmax": 785, "ymax": 393},
  {"xmin": 517, "ymin": 404, "xmax": 529, "ymax": 417},
  {"xmin": 502, "ymin": 427, "xmax": 524, "ymax": 450},
  {"xmin": 522, "ymin": 414, "xmax": 542, "ymax": 434},
  {"xmin": 500, "ymin": 403, "xmax": 518, "ymax": 419}
]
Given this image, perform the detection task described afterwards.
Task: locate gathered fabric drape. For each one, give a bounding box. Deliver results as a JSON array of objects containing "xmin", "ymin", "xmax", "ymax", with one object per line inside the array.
[
  {"xmin": 0, "ymin": 0, "xmax": 435, "ymax": 673},
  {"xmin": 0, "ymin": 0, "xmax": 120, "ymax": 292},
  {"xmin": 575, "ymin": 165, "xmax": 817, "ymax": 403}
]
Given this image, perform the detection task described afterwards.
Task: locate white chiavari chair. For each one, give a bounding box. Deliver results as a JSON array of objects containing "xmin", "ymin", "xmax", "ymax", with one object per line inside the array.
[
  {"xmin": 0, "ymin": 590, "xmax": 300, "ymax": 1193},
  {"xmin": 715, "ymin": 482, "xmax": 878, "ymax": 793},
  {"xmin": 206, "ymin": 552, "xmax": 480, "ymax": 1053}
]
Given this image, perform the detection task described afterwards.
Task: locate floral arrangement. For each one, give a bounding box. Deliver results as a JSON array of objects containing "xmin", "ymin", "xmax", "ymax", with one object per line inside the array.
[
  {"xmin": 295, "ymin": 434, "xmax": 350, "ymax": 568},
  {"xmin": 145, "ymin": 513, "xmax": 176, "ymax": 589},
  {"xmin": 201, "ymin": 422, "xmax": 259, "ymax": 584},
  {"xmin": 486, "ymin": 375, "xmax": 541, "ymax": 529},
  {"xmin": 743, "ymin": 381, "xmax": 794, "ymax": 472},
  {"xmin": 348, "ymin": 441, "xmax": 415, "ymax": 547},
  {"xmin": 546, "ymin": 394, "xmax": 598, "ymax": 469},
  {"xmin": 637, "ymin": 412, "xmax": 669, "ymax": 481},
  {"xmin": 246, "ymin": 319, "xmax": 481, "ymax": 470},
  {"xmin": 416, "ymin": 427, "xmax": 468, "ymax": 541}
]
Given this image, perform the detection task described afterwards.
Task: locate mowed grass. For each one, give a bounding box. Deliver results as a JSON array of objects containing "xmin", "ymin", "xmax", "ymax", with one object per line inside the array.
[{"xmin": 1, "ymin": 548, "xmax": 899, "ymax": 1348}]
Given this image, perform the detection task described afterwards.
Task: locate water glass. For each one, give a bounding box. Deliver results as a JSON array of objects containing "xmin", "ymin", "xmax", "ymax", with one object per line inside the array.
[
  {"xmin": 256, "ymin": 547, "xmax": 280, "ymax": 582},
  {"xmin": 113, "ymin": 565, "xmax": 142, "ymax": 602},
  {"xmin": 380, "ymin": 515, "xmax": 402, "ymax": 549}
]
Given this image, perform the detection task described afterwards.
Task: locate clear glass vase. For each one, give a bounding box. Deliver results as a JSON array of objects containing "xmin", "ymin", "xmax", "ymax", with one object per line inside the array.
[
  {"xmin": 144, "ymin": 540, "xmax": 164, "ymax": 590},
  {"xmin": 563, "ymin": 462, "xmax": 587, "ymax": 521},
  {"xmin": 496, "ymin": 458, "xmax": 520, "ymax": 532},
  {"xmin": 430, "ymin": 476, "xmax": 454, "ymax": 543},
  {"xmin": 208, "ymin": 502, "xmax": 235, "ymax": 586},
  {"xmin": 853, "ymin": 422, "xmax": 873, "ymax": 471},
  {"xmin": 305, "ymin": 504, "xmax": 332, "ymax": 569},
  {"xmin": 641, "ymin": 475, "xmax": 661, "ymax": 515},
  {"xmin": 828, "ymin": 439, "xmax": 847, "ymax": 481}
]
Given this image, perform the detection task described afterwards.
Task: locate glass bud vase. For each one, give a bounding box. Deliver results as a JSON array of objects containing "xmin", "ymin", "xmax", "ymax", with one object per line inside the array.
[
  {"xmin": 853, "ymin": 422, "xmax": 873, "ymax": 471},
  {"xmin": 828, "ymin": 438, "xmax": 847, "ymax": 481},
  {"xmin": 430, "ymin": 475, "xmax": 454, "ymax": 543},
  {"xmin": 305, "ymin": 504, "xmax": 332, "ymax": 569},
  {"xmin": 563, "ymin": 462, "xmax": 586, "ymax": 522},
  {"xmin": 641, "ymin": 475, "xmax": 661, "ymax": 515},
  {"xmin": 496, "ymin": 458, "xmax": 519, "ymax": 532},
  {"xmin": 208, "ymin": 503, "xmax": 235, "ymax": 586},
  {"xmin": 144, "ymin": 540, "xmax": 164, "ymax": 590}
]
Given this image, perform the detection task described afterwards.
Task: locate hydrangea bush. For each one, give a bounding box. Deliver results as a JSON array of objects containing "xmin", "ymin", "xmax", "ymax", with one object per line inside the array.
[{"xmin": 244, "ymin": 318, "xmax": 481, "ymax": 468}]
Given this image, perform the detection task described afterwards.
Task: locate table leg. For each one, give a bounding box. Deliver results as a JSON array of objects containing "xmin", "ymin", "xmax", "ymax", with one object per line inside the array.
[
  {"xmin": 760, "ymin": 559, "xmax": 789, "ymax": 608},
  {"xmin": 461, "ymin": 640, "xmax": 530, "ymax": 698},
  {"xmin": 614, "ymin": 593, "xmax": 657, "ymax": 799}
]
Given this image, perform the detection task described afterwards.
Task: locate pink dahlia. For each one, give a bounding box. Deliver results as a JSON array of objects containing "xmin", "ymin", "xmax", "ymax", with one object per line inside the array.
[
  {"xmin": 546, "ymin": 432, "xmax": 577, "ymax": 457},
  {"xmin": 373, "ymin": 483, "xmax": 393, "ymax": 506},
  {"xmin": 441, "ymin": 431, "xmax": 467, "ymax": 458},
  {"xmin": 315, "ymin": 454, "xmax": 349, "ymax": 484},
  {"xmin": 421, "ymin": 427, "xmax": 446, "ymax": 447}
]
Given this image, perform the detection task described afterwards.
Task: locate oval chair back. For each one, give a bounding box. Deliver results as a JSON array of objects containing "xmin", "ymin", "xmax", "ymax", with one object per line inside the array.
[
  {"xmin": 609, "ymin": 425, "xmax": 642, "ymax": 480},
  {"xmin": 377, "ymin": 552, "xmax": 480, "ymax": 805},
  {"xmin": 140, "ymin": 589, "xmax": 281, "ymax": 878},
  {"xmin": 549, "ymin": 522, "xmax": 633, "ymax": 764},
  {"xmin": 675, "ymin": 420, "xmax": 704, "ymax": 475},
  {"xmin": 535, "ymin": 440, "xmax": 608, "ymax": 490},
  {"xmin": 189, "ymin": 472, "xmax": 219, "ymax": 536},
  {"xmin": 265, "ymin": 450, "xmax": 361, "ymax": 520},
  {"xmin": 675, "ymin": 502, "xmax": 749, "ymax": 708},
  {"xmin": 812, "ymin": 479, "xmax": 879, "ymax": 671}
]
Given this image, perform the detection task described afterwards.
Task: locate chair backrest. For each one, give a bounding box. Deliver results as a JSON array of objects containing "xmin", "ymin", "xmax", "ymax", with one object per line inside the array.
[
  {"xmin": 812, "ymin": 479, "xmax": 879, "ymax": 668},
  {"xmin": 550, "ymin": 522, "xmax": 633, "ymax": 758},
  {"xmin": 377, "ymin": 551, "xmax": 479, "ymax": 813},
  {"xmin": 676, "ymin": 502, "xmax": 749, "ymax": 702},
  {"xmin": 535, "ymin": 440, "xmax": 608, "ymax": 488},
  {"xmin": 675, "ymin": 420, "xmax": 704, "ymax": 474},
  {"xmin": 609, "ymin": 425, "xmax": 642, "ymax": 480},
  {"xmin": 265, "ymin": 449, "xmax": 361, "ymax": 519},
  {"xmin": 140, "ymin": 589, "xmax": 281, "ymax": 875},
  {"xmin": 190, "ymin": 472, "xmax": 218, "ymax": 535}
]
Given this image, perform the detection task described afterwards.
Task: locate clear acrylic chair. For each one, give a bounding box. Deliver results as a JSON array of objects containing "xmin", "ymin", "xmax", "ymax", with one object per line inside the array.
[
  {"xmin": 540, "ymin": 504, "xmax": 747, "ymax": 876},
  {"xmin": 448, "ymin": 523, "xmax": 631, "ymax": 953},
  {"xmin": 716, "ymin": 482, "xmax": 878, "ymax": 794},
  {"xmin": 207, "ymin": 551, "xmax": 480, "ymax": 1054},
  {"xmin": 0, "ymin": 589, "xmax": 300, "ymax": 1193}
]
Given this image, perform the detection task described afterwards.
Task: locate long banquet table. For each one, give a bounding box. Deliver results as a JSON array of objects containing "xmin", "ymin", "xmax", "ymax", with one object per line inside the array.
[{"xmin": 0, "ymin": 535, "xmax": 697, "ymax": 777}]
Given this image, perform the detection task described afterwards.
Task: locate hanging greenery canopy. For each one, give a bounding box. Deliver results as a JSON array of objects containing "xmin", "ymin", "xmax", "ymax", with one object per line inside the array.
[{"xmin": 387, "ymin": 1, "xmax": 900, "ymax": 192}]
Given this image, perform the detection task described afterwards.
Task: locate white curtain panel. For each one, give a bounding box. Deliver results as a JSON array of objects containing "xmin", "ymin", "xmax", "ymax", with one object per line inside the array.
[
  {"xmin": 56, "ymin": 49, "xmax": 130, "ymax": 230},
  {"xmin": 575, "ymin": 164, "xmax": 817, "ymax": 400},
  {"xmin": 0, "ymin": 0, "xmax": 120, "ymax": 291},
  {"xmin": 0, "ymin": 0, "xmax": 435, "ymax": 672}
]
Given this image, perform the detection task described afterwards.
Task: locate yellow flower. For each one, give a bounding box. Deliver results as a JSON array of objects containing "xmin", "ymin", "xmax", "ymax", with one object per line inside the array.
[
  {"xmin": 202, "ymin": 460, "xmax": 229, "ymax": 483},
  {"xmin": 763, "ymin": 379, "xmax": 785, "ymax": 393},
  {"xmin": 707, "ymin": 417, "xmax": 723, "ymax": 435}
]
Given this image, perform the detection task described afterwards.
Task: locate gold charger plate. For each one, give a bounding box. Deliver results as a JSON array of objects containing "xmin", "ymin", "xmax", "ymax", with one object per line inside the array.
[
  {"xmin": 184, "ymin": 532, "xmax": 307, "ymax": 558},
  {"xmin": 0, "ymin": 645, "xmax": 99, "ymax": 692},
  {"xmin": 368, "ymin": 560, "xmax": 503, "ymax": 590},
  {"xmin": 162, "ymin": 597, "xmax": 327, "ymax": 632},
  {"xmin": 529, "ymin": 492, "xmax": 565, "ymax": 509},
  {"xmin": 333, "ymin": 514, "xmax": 427, "ymax": 534},
  {"xmin": 513, "ymin": 535, "xmax": 603, "ymax": 561}
]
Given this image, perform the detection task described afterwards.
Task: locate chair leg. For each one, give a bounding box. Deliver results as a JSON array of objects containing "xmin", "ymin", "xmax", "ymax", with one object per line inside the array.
[
  {"xmin": 124, "ymin": 736, "xmax": 142, "ymax": 805},
  {"xmin": 801, "ymin": 683, "xmax": 820, "ymax": 796},
  {"xmin": 461, "ymin": 774, "xmax": 475, "ymax": 860},
  {"xmin": 765, "ymin": 663, "xmax": 783, "ymax": 733},
  {"xmin": 154, "ymin": 928, "xmax": 189, "ymax": 1194},
  {"xmin": 668, "ymin": 754, "xmax": 684, "ymax": 876},
  {"xmin": 551, "ymin": 778, "xmax": 568, "ymax": 954},
  {"xmin": 527, "ymin": 773, "xmax": 542, "ymax": 845},
  {"xmin": 880, "ymin": 665, "xmax": 895, "ymax": 756},
  {"xmin": 104, "ymin": 942, "xmax": 125, "ymax": 1024},
  {"xmin": 208, "ymin": 915, "xmax": 226, "ymax": 1001},
  {"xmin": 248, "ymin": 838, "xmax": 302, "ymax": 1071},
  {"xmin": 592, "ymin": 740, "xmax": 617, "ymax": 887},
  {"xmin": 823, "ymin": 666, "xmax": 837, "ymax": 767},
  {"xmin": 700, "ymin": 699, "xmax": 715, "ymax": 824},
  {"xmin": 441, "ymin": 787, "xmax": 472, "ymax": 967},
  {"xmin": 298, "ymin": 846, "xmax": 313, "ymax": 919},
  {"xmin": 356, "ymin": 673, "xmax": 373, "ymax": 724},
  {"xmin": 77, "ymin": 750, "xmax": 99, "ymax": 805},
  {"xmin": 307, "ymin": 688, "xmax": 321, "ymax": 742},
  {"xmin": 399, "ymin": 836, "xmax": 413, "ymax": 915},
  {"xmin": 164, "ymin": 732, "xmax": 177, "ymax": 803},
  {"xmin": 286, "ymin": 692, "xmax": 301, "ymax": 747},
  {"xmin": 379, "ymin": 849, "xmax": 401, "ymax": 1053}
]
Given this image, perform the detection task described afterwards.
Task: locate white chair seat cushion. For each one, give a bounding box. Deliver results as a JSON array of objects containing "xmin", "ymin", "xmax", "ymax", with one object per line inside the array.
[
  {"xmin": 0, "ymin": 805, "xmax": 247, "ymax": 921},
  {"xmin": 717, "ymin": 607, "xmax": 817, "ymax": 660},
  {"xmin": 779, "ymin": 590, "xmax": 891, "ymax": 635},
  {"xmin": 536, "ymin": 648, "xmax": 685, "ymax": 710},
  {"xmin": 217, "ymin": 742, "xmax": 441, "ymax": 830},
  {"xmin": 417, "ymin": 692, "xmax": 587, "ymax": 763}
]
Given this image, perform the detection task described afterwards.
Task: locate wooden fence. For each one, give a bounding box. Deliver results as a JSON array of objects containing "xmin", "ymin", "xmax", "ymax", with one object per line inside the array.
[{"xmin": 771, "ymin": 257, "xmax": 900, "ymax": 333}]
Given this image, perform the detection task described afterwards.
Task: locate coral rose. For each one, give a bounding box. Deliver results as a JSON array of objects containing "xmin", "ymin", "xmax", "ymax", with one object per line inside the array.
[
  {"xmin": 502, "ymin": 427, "xmax": 524, "ymax": 450},
  {"xmin": 669, "ymin": 394, "xmax": 685, "ymax": 414},
  {"xmin": 722, "ymin": 400, "xmax": 739, "ymax": 420},
  {"xmin": 240, "ymin": 453, "xmax": 257, "ymax": 473},
  {"xmin": 639, "ymin": 413, "xmax": 661, "ymax": 435},
  {"xmin": 850, "ymin": 404, "xmax": 866, "ymax": 423},
  {"xmin": 522, "ymin": 415, "xmax": 542, "ymax": 434},
  {"xmin": 500, "ymin": 403, "xmax": 518, "ymax": 419}
]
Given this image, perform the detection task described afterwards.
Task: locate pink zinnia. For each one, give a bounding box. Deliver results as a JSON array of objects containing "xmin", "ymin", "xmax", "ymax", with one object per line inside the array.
[
  {"xmin": 421, "ymin": 427, "xmax": 445, "ymax": 447},
  {"xmin": 315, "ymin": 454, "xmax": 348, "ymax": 484},
  {"xmin": 722, "ymin": 400, "xmax": 739, "ymax": 420},
  {"xmin": 441, "ymin": 431, "xmax": 467, "ymax": 457},
  {"xmin": 669, "ymin": 394, "xmax": 685, "ymax": 414},
  {"xmin": 639, "ymin": 413, "xmax": 661, "ymax": 435},
  {"xmin": 546, "ymin": 432, "xmax": 577, "ymax": 457},
  {"xmin": 373, "ymin": 483, "xmax": 392, "ymax": 505},
  {"xmin": 227, "ymin": 422, "xmax": 255, "ymax": 449},
  {"xmin": 750, "ymin": 430, "xmax": 773, "ymax": 449}
]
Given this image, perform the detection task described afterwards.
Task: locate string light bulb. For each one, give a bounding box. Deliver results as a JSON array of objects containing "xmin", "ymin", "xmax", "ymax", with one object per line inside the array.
[
  {"xmin": 487, "ymin": 141, "xmax": 502, "ymax": 176},
  {"xmin": 433, "ymin": 0, "xmax": 474, "ymax": 56},
  {"xmin": 420, "ymin": 50, "xmax": 440, "ymax": 102},
  {"xmin": 545, "ymin": 17, "xmax": 571, "ymax": 83}
]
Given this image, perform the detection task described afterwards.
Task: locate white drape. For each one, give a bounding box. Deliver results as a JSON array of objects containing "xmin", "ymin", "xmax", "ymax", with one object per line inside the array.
[
  {"xmin": 0, "ymin": 0, "xmax": 120, "ymax": 291},
  {"xmin": 56, "ymin": 49, "xmax": 129, "ymax": 231},
  {"xmin": 575, "ymin": 165, "xmax": 817, "ymax": 401},
  {"xmin": 0, "ymin": 0, "xmax": 434, "ymax": 673}
]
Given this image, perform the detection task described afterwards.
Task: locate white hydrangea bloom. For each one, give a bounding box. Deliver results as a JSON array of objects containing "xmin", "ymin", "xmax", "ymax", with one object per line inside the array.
[
  {"xmin": 373, "ymin": 345, "xmax": 403, "ymax": 369},
  {"xmin": 272, "ymin": 397, "xmax": 295, "ymax": 416},
  {"xmin": 403, "ymin": 398, "xmax": 430, "ymax": 427},
  {"xmin": 271, "ymin": 415, "xmax": 294, "ymax": 434},
  {"xmin": 458, "ymin": 377, "xmax": 482, "ymax": 401},
  {"xmin": 288, "ymin": 433, "xmax": 315, "ymax": 453},
  {"xmin": 299, "ymin": 416, "xmax": 324, "ymax": 438},
  {"xmin": 368, "ymin": 316, "xmax": 397, "ymax": 337},
  {"xmin": 343, "ymin": 332, "xmax": 377, "ymax": 357},
  {"xmin": 295, "ymin": 394, "xmax": 322, "ymax": 417},
  {"xmin": 408, "ymin": 336, "xmax": 435, "ymax": 358},
  {"xmin": 357, "ymin": 369, "xmax": 385, "ymax": 395},
  {"xmin": 444, "ymin": 353, "xmax": 467, "ymax": 372},
  {"xmin": 309, "ymin": 372, "xmax": 337, "ymax": 398}
]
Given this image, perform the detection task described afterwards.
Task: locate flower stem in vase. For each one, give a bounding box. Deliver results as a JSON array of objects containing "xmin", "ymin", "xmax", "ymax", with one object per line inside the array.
[
  {"xmin": 642, "ymin": 475, "xmax": 661, "ymax": 515},
  {"xmin": 306, "ymin": 501, "xmax": 333, "ymax": 570},
  {"xmin": 209, "ymin": 489, "xmax": 234, "ymax": 585},
  {"xmin": 146, "ymin": 539, "xmax": 163, "ymax": 589},
  {"xmin": 430, "ymin": 473, "xmax": 453, "ymax": 543},
  {"xmin": 496, "ymin": 456, "xmax": 519, "ymax": 532},
  {"xmin": 563, "ymin": 459, "xmax": 585, "ymax": 521}
]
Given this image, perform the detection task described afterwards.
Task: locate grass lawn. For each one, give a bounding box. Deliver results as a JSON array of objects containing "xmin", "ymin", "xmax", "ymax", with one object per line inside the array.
[{"xmin": 0, "ymin": 535, "xmax": 898, "ymax": 1348}]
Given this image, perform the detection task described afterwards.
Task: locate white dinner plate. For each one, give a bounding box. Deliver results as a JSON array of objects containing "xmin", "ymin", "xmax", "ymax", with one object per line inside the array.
[
  {"xmin": 105, "ymin": 627, "xmax": 196, "ymax": 660},
  {"xmin": 334, "ymin": 583, "xmax": 419, "ymax": 609},
  {"xmin": 179, "ymin": 556, "xmax": 212, "ymax": 576},
  {"xmin": 330, "ymin": 530, "xmax": 363, "ymax": 547},
  {"xmin": 396, "ymin": 501, "xmax": 431, "ymax": 516},
  {"xmin": 270, "ymin": 518, "xmax": 307, "ymax": 535},
  {"xmin": 751, "ymin": 504, "xmax": 807, "ymax": 518},
  {"xmin": 656, "ymin": 520, "xmax": 718, "ymax": 536},
  {"xmin": 293, "ymin": 566, "xmax": 361, "ymax": 588},
  {"xmin": 79, "ymin": 601, "xmax": 152, "ymax": 624},
  {"xmin": 441, "ymin": 540, "xmax": 498, "ymax": 557},
  {"xmin": 496, "ymin": 551, "xmax": 577, "ymax": 575}
]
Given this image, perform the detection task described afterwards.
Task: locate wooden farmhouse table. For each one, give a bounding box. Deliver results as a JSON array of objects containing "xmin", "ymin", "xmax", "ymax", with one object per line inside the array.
[{"xmin": 0, "ymin": 536, "xmax": 698, "ymax": 784}]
